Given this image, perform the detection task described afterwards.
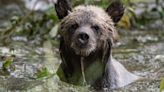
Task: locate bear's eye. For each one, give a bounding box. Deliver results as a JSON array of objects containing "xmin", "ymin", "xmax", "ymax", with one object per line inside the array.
[
  {"xmin": 68, "ymin": 24, "xmax": 79, "ymax": 33},
  {"xmin": 91, "ymin": 25, "xmax": 100, "ymax": 33}
]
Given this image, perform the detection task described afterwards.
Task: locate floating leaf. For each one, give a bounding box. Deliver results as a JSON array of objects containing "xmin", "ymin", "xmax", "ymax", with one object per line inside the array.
[
  {"xmin": 2, "ymin": 57, "xmax": 13, "ymax": 70},
  {"xmin": 160, "ymin": 79, "xmax": 164, "ymax": 92},
  {"xmin": 35, "ymin": 67, "xmax": 51, "ymax": 79},
  {"xmin": 118, "ymin": 13, "xmax": 131, "ymax": 29}
]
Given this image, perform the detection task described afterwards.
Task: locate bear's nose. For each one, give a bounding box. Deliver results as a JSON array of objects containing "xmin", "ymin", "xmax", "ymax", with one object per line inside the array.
[{"xmin": 78, "ymin": 33, "xmax": 89, "ymax": 45}]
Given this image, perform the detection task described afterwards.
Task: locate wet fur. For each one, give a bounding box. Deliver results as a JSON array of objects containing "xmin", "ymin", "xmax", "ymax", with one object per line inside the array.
[
  {"xmin": 60, "ymin": 6, "xmax": 116, "ymax": 56},
  {"xmin": 55, "ymin": 1, "xmax": 139, "ymax": 90}
]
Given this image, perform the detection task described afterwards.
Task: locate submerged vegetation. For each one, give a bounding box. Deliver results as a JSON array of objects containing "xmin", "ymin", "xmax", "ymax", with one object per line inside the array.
[{"xmin": 0, "ymin": 0, "xmax": 163, "ymax": 92}]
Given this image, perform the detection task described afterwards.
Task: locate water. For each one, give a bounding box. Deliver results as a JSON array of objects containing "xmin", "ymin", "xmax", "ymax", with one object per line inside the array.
[
  {"xmin": 0, "ymin": 30, "xmax": 163, "ymax": 92},
  {"xmin": 112, "ymin": 30, "xmax": 164, "ymax": 92}
]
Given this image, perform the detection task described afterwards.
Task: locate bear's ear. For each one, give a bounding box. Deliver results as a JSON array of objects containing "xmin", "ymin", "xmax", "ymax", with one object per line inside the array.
[
  {"xmin": 106, "ymin": 1, "xmax": 124, "ymax": 23},
  {"xmin": 55, "ymin": 0, "xmax": 72, "ymax": 19}
]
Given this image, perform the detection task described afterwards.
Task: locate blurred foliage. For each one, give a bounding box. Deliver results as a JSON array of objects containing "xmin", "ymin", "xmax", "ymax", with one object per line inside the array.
[
  {"xmin": 0, "ymin": 7, "xmax": 58, "ymax": 45},
  {"xmin": 0, "ymin": 56, "xmax": 15, "ymax": 76},
  {"xmin": 0, "ymin": 0, "xmax": 163, "ymax": 47},
  {"xmin": 2, "ymin": 57, "xmax": 14, "ymax": 70},
  {"xmin": 160, "ymin": 79, "xmax": 164, "ymax": 92},
  {"xmin": 35, "ymin": 67, "xmax": 51, "ymax": 79}
]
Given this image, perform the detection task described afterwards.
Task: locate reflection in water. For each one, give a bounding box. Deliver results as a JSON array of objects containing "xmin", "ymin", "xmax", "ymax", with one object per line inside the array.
[{"xmin": 23, "ymin": 0, "xmax": 56, "ymax": 11}]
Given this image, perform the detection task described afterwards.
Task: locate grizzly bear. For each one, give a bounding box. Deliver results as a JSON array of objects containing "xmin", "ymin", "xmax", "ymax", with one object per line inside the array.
[{"xmin": 55, "ymin": 0, "xmax": 139, "ymax": 90}]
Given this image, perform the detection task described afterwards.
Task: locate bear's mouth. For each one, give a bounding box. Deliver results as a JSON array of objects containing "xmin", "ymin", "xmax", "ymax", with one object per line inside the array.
[{"xmin": 71, "ymin": 42, "xmax": 96, "ymax": 57}]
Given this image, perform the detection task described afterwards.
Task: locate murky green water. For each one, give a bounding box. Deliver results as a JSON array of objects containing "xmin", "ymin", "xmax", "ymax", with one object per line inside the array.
[
  {"xmin": 0, "ymin": 30, "xmax": 163, "ymax": 92},
  {"xmin": 112, "ymin": 30, "xmax": 164, "ymax": 92}
]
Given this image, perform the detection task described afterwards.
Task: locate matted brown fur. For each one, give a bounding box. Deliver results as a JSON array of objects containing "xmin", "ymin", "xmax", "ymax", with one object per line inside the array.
[
  {"xmin": 60, "ymin": 5, "xmax": 117, "ymax": 44},
  {"xmin": 55, "ymin": 0, "xmax": 139, "ymax": 90},
  {"xmin": 59, "ymin": 5, "xmax": 117, "ymax": 56}
]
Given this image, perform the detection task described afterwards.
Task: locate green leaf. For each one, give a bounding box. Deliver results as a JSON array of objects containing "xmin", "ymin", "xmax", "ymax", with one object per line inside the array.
[
  {"xmin": 160, "ymin": 79, "xmax": 164, "ymax": 92},
  {"xmin": 36, "ymin": 67, "xmax": 50, "ymax": 79},
  {"xmin": 2, "ymin": 58, "xmax": 13, "ymax": 70}
]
